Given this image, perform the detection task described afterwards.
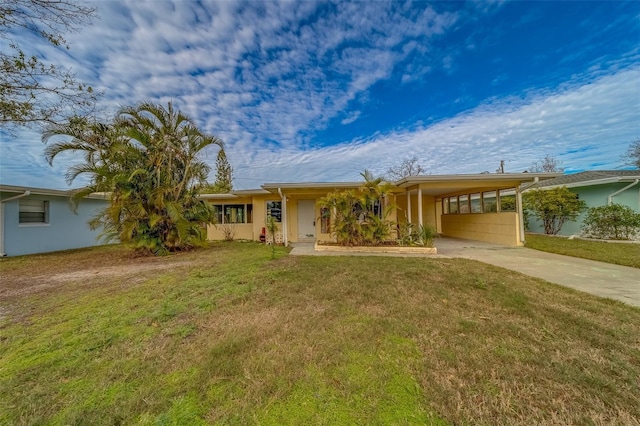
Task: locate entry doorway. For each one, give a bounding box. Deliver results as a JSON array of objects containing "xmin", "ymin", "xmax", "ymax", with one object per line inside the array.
[{"xmin": 297, "ymin": 200, "xmax": 316, "ymax": 240}]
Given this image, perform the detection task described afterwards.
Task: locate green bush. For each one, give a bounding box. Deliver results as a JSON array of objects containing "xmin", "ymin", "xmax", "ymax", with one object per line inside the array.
[
  {"xmin": 398, "ymin": 223, "xmax": 435, "ymax": 247},
  {"xmin": 581, "ymin": 204, "xmax": 640, "ymax": 240},
  {"xmin": 318, "ymin": 171, "xmax": 395, "ymax": 246},
  {"xmin": 524, "ymin": 187, "xmax": 586, "ymax": 235}
]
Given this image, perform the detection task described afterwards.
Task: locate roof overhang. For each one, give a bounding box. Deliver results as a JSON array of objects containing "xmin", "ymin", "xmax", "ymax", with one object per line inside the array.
[
  {"xmin": 261, "ymin": 182, "xmax": 364, "ymax": 194},
  {"xmin": 199, "ymin": 188, "xmax": 271, "ymax": 199},
  {"xmin": 532, "ymin": 175, "xmax": 640, "ymax": 191},
  {"xmin": 395, "ymin": 173, "xmax": 561, "ymax": 196},
  {"xmin": 0, "ymin": 184, "xmax": 108, "ymax": 200}
]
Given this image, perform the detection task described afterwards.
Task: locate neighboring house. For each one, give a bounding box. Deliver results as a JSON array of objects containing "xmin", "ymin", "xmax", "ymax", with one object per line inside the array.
[
  {"xmin": 203, "ymin": 173, "xmax": 559, "ymax": 247},
  {"xmin": 0, "ymin": 185, "xmax": 108, "ymax": 256},
  {"xmin": 526, "ymin": 170, "xmax": 640, "ymax": 236}
]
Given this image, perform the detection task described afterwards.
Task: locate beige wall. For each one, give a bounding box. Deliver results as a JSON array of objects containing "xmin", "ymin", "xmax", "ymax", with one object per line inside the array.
[
  {"xmin": 283, "ymin": 195, "xmax": 335, "ymax": 243},
  {"xmin": 205, "ymin": 186, "xmax": 523, "ymax": 247},
  {"xmin": 395, "ymin": 193, "xmax": 437, "ymax": 229},
  {"xmin": 207, "ymin": 195, "xmax": 280, "ymax": 241},
  {"xmin": 441, "ymin": 212, "xmax": 522, "ymax": 246}
]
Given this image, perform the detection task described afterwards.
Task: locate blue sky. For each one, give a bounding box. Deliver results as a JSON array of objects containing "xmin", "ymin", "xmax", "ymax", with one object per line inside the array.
[{"xmin": 1, "ymin": 1, "xmax": 639, "ymax": 190}]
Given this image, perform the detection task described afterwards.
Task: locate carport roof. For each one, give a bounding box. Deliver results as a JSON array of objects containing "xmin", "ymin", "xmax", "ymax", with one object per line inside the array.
[{"xmin": 394, "ymin": 172, "xmax": 560, "ymax": 196}]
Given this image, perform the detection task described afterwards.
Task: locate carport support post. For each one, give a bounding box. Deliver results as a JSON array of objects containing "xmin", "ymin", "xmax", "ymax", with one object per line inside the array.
[
  {"xmin": 278, "ymin": 187, "xmax": 288, "ymax": 247},
  {"xmin": 516, "ymin": 187, "xmax": 525, "ymax": 244},
  {"xmin": 417, "ymin": 188, "xmax": 423, "ymax": 227},
  {"xmin": 407, "ymin": 190, "xmax": 412, "ymax": 224}
]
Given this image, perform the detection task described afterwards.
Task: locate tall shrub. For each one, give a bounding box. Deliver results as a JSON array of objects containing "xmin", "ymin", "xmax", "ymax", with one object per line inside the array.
[
  {"xmin": 524, "ymin": 187, "xmax": 586, "ymax": 235},
  {"xmin": 318, "ymin": 171, "xmax": 395, "ymax": 246},
  {"xmin": 582, "ymin": 204, "xmax": 640, "ymax": 240}
]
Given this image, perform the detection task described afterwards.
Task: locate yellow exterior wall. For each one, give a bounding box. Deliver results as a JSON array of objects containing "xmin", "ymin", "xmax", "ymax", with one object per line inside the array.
[
  {"xmin": 395, "ymin": 193, "xmax": 436, "ymax": 229},
  {"xmin": 441, "ymin": 212, "xmax": 522, "ymax": 246},
  {"xmin": 207, "ymin": 195, "xmax": 281, "ymax": 241},
  {"xmin": 205, "ymin": 185, "xmax": 523, "ymax": 247},
  {"xmin": 284, "ymin": 196, "xmax": 300, "ymax": 243},
  {"xmin": 284, "ymin": 195, "xmax": 335, "ymax": 243},
  {"xmin": 283, "ymin": 196, "xmax": 335, "ymax": 243}
]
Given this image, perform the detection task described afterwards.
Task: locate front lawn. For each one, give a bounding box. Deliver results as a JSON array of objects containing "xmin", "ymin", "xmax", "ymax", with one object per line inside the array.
[
  {"xmin": 525, "ymin": 233, "xmax": 640, "ymax": 268},
  {"xmin": 1, "ymin": 243, "xmax": 639, "ymax": 424}
]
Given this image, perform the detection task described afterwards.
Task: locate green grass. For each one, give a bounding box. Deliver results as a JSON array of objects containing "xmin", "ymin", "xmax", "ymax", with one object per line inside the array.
[
  {"xmin": 1, "ymin": 242, "xmax": 639, "ymax": 425},
  {"xmin": 525, "ymin": 233, "xmax": 640, "ymax": 268}
]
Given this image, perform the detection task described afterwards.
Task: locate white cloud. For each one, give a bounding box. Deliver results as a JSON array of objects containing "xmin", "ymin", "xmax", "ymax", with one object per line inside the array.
[
  {"xmin": 1, "ymin": 1, "xmax": 637, "ymax": 192},
  {"xmin": 227, "ymin": 68, "xmax": 640, "ymax": 186},
  {"xmin": 341, "ymin": 111, "xmax": 361, "ymax": 125}
]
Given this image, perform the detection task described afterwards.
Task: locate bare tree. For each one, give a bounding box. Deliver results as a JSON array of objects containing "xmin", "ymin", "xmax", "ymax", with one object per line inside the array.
[
  {"xmin": 386, "ymin": 156, "xmax": 426, "ymax": 180},
  {"xmin": 1, "ymin": 0, "xmax": 100, "ymax": 129},
  {"xmin": 624, "ymin": 138, "xmax": 640, "ymax": 169},
  {"xmin": 529, "ymin": 154, "xmax": 564, "ymax": 173}
]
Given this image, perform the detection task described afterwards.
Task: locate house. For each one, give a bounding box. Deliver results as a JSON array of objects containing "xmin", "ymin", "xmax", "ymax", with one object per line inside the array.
[
  {"xmin": 0, "ymin": 185, "xmax": 109, "ymax": 256},
  {"xmin": 526, "ymin": 170, "xmax": 640, "ymax": 236},
  {"xmin": 203, "ymin": 173, "xmax": 559, "ymax": 247}
]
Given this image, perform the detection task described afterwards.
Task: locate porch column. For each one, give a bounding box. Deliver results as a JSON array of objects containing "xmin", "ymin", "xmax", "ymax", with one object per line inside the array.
[
  {"xmin": 516, "ymin": 186, "xmax": 525, "ymax": 244},
  {"xmin": 407, "ymin": 190, "xmax": 412, "ymax": 224},
  {"xmin": 417, "ymin": 187, "xmax": 423, "ymax": 227},
  {"xmin": 278, "ymin": 188, "xmax": 288, "ymax": 247}
]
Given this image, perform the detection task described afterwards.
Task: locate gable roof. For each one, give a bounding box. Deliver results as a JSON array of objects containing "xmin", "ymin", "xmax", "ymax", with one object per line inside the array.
[{"xmin": 532, "ymin": 170, "xmax": 640, "ymax": 189}]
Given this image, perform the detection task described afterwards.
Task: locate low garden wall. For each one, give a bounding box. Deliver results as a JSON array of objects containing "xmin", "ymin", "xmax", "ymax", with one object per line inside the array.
[{"xmin": 314, "ymin": 243, "xmax": 437, "ymax": 254}]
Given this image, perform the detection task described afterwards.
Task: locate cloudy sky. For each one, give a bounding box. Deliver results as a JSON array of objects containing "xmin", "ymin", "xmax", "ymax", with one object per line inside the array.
[{"xmin": 1, "ymin": 1, "xmax": 639, "ymax": 190}]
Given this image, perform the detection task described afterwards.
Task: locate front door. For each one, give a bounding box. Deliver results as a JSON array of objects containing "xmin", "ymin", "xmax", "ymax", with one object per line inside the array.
[{"xmin": 297, "ymin": 200, "xmax": 316, "ymax": 240}]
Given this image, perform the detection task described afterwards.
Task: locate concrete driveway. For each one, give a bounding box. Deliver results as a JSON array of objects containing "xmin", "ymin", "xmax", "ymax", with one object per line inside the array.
[
  {"xmin": 434, "ymin": 238, "xmax": 640, "ymax": 307},
  {"xmin": 290, "ymin": 239, "xmax": 640, "ymax": 307}
]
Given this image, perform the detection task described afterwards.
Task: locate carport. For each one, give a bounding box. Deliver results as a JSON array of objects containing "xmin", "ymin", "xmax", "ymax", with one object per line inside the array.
[{"xmin": 395, "ymin": 173, "xmax": 559, "ymax": 246}]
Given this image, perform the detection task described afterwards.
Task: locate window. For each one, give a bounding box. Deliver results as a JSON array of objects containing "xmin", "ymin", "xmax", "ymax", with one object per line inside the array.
[
  {"xmin": 459, "ymin": 194, "xmax": 469, "ymax": 214},
  {"xmin": 224, "ymin": 204, "xmax": 246, "ymax": 224},
  {"xmin": 499, "ymin": 189, "xmax": 517, "ymax": 212},
  {"xmin": 19, "ymin": 199, "xmax": 49, "ymax": 224},
  {"xmin": 449, "ymin": 196, "xmax": 458, "ymax": 214},
  {"xmin": 320, "ymin": 207, "xmax": 330, "ymax": 234},
  {"xmin": 266, "ymin": 201, "xmax": 282, "ymax": 222},
  {"xmin": 212, "ymin": 204, "xmax": 252, "ymax": 224},
  {"xmin": 483, "ymin": 191, "xmax": 497, "ymax": 213},
  {"xmin": 442, "ymin": 190, "xmax": 516, "ymax": 215},
  {"xmin": 213, "ymin": 205, "xmax": 223, "ymax": 224},
  {"xmin": 470, "ymin": 193, "xmax": 482, "ymax": 213}
]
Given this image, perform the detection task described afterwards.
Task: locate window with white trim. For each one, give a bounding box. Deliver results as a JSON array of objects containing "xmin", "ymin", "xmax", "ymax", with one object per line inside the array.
[
  {"xmin": 266, "ymin": 201, "xmax": 282, "ymax": 222},
  {"xmin": 19, "ymin": 199, "xmax": 49, "ymax": 224}
]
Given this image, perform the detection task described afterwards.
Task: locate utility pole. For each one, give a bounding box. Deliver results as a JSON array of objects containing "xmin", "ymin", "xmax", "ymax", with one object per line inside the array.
[{"xmin": 496, "ymin": 160, "xmax": 505, "ymax": 174}]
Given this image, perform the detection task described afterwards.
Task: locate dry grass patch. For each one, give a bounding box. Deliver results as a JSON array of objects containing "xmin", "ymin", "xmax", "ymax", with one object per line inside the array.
[{"xmin": 1, "ymin": 242, "xmax": 639, "ymax": 425}]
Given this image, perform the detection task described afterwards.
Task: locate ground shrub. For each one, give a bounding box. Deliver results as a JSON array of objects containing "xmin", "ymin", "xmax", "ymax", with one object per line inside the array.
[{"xmin": 581, "ymin": 203, "xmax": 640, "ymax": 240}]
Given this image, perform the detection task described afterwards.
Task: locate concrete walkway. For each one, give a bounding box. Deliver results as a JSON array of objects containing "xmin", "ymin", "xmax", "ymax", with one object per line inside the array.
[{"xmin": 289, "ymin": 239, "xmax": 640, "ymax": 307}]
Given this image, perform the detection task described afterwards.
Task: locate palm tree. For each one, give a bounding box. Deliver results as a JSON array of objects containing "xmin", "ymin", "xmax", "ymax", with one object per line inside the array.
[
  {"xmin": 44, "ymin": 102, "xmax": 224, "ymax": 254},
  {"xmin": 318, "ymin": 170, "xmax": 395, "ymax": 246}
]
